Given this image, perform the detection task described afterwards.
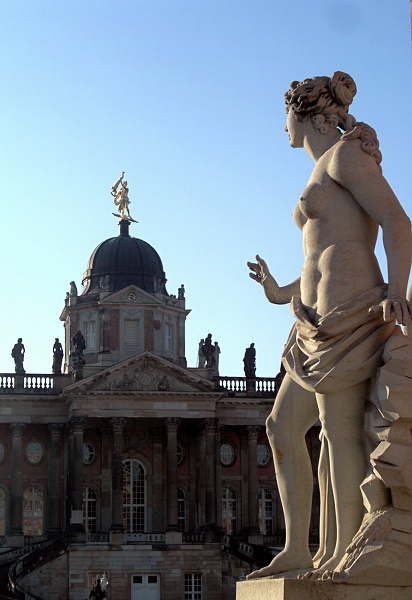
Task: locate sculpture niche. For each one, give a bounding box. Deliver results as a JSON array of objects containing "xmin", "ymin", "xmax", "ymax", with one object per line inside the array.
[{"xmin": 247, "ymin": 72, "xmax": 412, "ymax": 585}]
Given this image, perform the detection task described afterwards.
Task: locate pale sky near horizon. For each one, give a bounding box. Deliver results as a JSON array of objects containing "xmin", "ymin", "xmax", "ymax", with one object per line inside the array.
[{"xmin": 0, "ymin": 1, "xmax": 411, "ymax": 377}]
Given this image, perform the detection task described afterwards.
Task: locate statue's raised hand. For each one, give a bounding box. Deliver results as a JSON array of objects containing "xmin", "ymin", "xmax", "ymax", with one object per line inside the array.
[
  {"xmin": 247, "ymin": 255, "xmax": 272, "ymax": 285},
  {"xmin": 247, "ymin": 255, "xmax": 298, "ymax": 304}
]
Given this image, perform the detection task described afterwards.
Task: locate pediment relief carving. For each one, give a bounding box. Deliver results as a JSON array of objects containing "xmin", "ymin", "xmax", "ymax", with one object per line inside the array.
[
  {"xmin": 83, "ymin": 361, "xmax": 203, "ymax": 393},
  {"xmin": 101, "ymin": 286, "xmax": 163, "ymax": 306},
  {"xmin": 104, "ymin": 362, "xmax": 195, "ymax": 392},
  {"xmin": 64, "ymin": 352, "xmax": 217, "ymax": 394}
]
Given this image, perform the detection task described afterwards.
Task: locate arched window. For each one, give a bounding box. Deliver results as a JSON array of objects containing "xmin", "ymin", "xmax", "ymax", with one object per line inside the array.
[
  {"xmin": 222, "ymin": 487, "xmax": 237, "ymax": 534},
  {"xmin": 23, "ymin": 487, "xmax": 43, "ymax": 535},
  {"xmin": 0, "ymin": 489, "xmax": 5, "ymax": 536},
  {"xmin": 83, "ymin": 487, "xmax": 97, "ymax": 533},
  {"xmin": 258, "ymin": 488, "xmax": 274, "ymax": 535},
  {"xmin": 177, "ymin": 487, "xmax": 186, "ymax": 532},
  {"xmin": 123, "ymin": 460, "xmax": 146, "ymax": 533}
]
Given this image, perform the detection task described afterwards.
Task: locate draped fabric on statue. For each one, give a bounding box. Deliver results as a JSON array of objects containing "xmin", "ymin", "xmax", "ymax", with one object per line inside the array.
[
  {"xmin": 281, "ymin": 285, "xmax": 402, "ymax": 567},
  {"xmin": 282, "ymin": 285, "xmax": 399, "ymax": 395}
]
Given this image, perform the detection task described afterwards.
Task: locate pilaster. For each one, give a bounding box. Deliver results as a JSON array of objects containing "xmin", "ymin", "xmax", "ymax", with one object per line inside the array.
[
  {"xmin": 165, "ymin": 417, "xmax": 180, "ymax": 533},
  {"xmin": 68, "ymin": 417, "xmax": 87, "ymax": 541},
  {"xmin": 152, "ymin": 428, "xmax": 164, "ymax": 532},
  {"xmin": 47, "ymin": 424, "xmax": 64, "ymax": 537},
  {"xmin": 110, "ymin": 417, "xmax": 126, "ymax": 544},
  {"xmin": 247, "ymin": 425, "xmax": 261, "ymax": 539},
  {"xmin": 7, "ymin": 423, "xmax": 25, "ymax": 546}
]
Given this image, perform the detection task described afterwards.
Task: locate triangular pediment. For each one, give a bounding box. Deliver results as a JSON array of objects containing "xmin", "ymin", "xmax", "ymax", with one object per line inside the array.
[
  {"xmin": 63, "ymin": 351, "xmax": 217, "ymax": 393},
  {"xmin": 100, "ymin": 285, "xmax": 165, "ymax": 306}
]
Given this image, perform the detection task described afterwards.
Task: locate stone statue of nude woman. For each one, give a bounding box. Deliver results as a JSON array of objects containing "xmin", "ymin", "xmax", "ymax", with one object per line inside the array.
[{"xmin": 247, "ymin": 72, "xmax": 412, "ymax": 580}]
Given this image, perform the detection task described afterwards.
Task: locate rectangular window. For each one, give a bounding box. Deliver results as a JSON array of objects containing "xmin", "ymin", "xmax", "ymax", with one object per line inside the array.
[
  {"xmin": 124, "ymin": 319, "xmax": 140, "ymax": 348},
  {"xmin": 164, "ymin": 323, "xmax": 174, "ymax": 351},
  {"xmin": 83, "ymin": 488, "xmax": 97, "ymax": 533},
  {"xmin": 185, "ymin": 574, "xmax": 202, "ymax": 600},
  {"xmin": 178, "ymin": 488, "xmax": 186, "ymax": 532},
  {"xmin": 84, "ymin": 321, "xmax": 97, "ymax": 350},
  {"xmin": 131, "ymin": 574, "xmax": 160, "ymax": 600}
]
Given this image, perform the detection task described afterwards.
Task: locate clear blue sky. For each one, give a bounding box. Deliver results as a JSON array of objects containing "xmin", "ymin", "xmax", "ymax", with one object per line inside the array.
[{"xmin": 0, "ymin": 1, "xmax": 411, "ymax": 376}]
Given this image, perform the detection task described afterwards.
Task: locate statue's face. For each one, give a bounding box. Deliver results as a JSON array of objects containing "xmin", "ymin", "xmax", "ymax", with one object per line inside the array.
[{"xmin": 285, "ymin": 110, "xmax": 312, "ymax": 149}]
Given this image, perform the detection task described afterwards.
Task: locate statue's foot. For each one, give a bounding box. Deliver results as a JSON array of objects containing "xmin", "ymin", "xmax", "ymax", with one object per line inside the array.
[
  {"xmin": 298, "ymin": 555, "xmax": 342, "ymax": 581},
  {"xmin": 246, "ymin": 549, "xmax": 313, "ymax": 580}
]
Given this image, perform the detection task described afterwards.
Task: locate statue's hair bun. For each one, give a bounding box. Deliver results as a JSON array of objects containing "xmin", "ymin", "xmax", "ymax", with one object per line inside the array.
[{"xmin": 329, "ymin": 72, "xmax": 357, "ymax": 107}]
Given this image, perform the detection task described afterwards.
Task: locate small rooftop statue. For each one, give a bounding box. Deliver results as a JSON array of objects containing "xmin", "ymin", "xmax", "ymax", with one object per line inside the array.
[
  {"xmin": 198, "ymin": 334, "xmax": 220, "ymax": 371},
  {"xmin": 71, "ymin": 330, "xmax": 86, "ymax": 368},
  {"xmin": 11, "ymin": 338, "xmax": 25, "ymax": 374},
  {"xmin": 52, "ymin": 338, "xmax": 64, "ymax": 375},
  {"xmin": 243, "ymin": 343, "xmax": 256, "ymax": 379},
  {"xmin": 111, "ymin": 171, "xmax": 138, "ymax": 223}
]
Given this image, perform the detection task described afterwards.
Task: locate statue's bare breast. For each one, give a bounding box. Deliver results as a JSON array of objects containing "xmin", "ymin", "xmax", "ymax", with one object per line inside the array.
[{"xmin": 294, "ymin": 150, "xmax": 383, "ymax": 322}]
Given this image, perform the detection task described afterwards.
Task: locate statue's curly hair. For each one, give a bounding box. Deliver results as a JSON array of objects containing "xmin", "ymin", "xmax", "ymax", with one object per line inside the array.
[{"xmin": 285, "ymin": 72, "xmax": 382, "ymax": 171}]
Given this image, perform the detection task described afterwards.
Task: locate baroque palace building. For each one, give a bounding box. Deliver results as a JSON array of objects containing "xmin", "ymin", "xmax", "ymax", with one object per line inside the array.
[{"xmin": 0, "ymin": 217, "xmax": 320, "ymax": 600}]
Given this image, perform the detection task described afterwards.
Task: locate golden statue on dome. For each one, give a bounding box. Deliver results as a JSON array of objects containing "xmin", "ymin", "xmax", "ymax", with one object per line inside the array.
[{"xmin": 111, "ymin": 172, "xmax": 138, "ymax": 222}]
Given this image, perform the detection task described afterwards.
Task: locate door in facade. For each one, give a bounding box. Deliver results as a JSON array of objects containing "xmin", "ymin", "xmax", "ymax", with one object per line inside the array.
[{"xmin": 131, "ymin": 574, "xmax": 160, "ymax": 600}]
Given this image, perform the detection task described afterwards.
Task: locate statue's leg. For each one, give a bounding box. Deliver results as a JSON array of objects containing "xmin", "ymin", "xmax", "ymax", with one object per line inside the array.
[
  {"xmin": 247, "ymin": 374, "xmax": 318, "ymax": 578},
  {"xmin": 312, "ymin": 380, "xmax": 368, "ymax": 572},
  {"xmin": 312, "ymin": 434, "xmax": 337, "ymax": 568}
]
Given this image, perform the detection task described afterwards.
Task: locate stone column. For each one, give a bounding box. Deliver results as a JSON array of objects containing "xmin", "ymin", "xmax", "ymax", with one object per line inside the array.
[
  {"xmin": 68, "ymin": 418, "xmax": 87, "ymax": 540},
  {"xmin": 247, "ymin": 425, "xmax": 261, "ymax": 537},
  {"xmin": 66, "ymin": 423, "xmax": 74, "ymax": 529},
  {"xmin": 215, "ymin": 423, "xmax": 224, "ymax": 531},
  {"xmin": 205, "ymin": 419, "xmax": 217, "ymax": 527},
  {"xmin": 188, "ymin": 434, "xmax": 197, "ymax": 532},
  {"xmin": 100, "ymin": 429, "xmax": 112, "ymax": 532},
  {"xmin": 152, "ymin": 429, "xmax": 164, "ymax": 532},
  {"xmin": 48, "ymin": 424, "xmax": 64, "ymax": 537},
  {"xmin": 165, "ymin": 417, "xmax": 180, "ymax": 533},
  {"xmin": 110, "ymin": 417, "xmax": 126, "ymax": 543},
  {"xmin": 196, "ymin": 422, "xmax": 207, "ymax": 529},
  {"xmin": 8, "ymin": 423, "xmax": 25, "ymax": 546}
]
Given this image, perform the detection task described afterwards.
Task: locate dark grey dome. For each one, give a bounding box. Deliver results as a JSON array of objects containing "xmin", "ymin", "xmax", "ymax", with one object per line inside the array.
[{"xmin": 81, "ymin": 221, "xmax": 168, "ymax": 295}]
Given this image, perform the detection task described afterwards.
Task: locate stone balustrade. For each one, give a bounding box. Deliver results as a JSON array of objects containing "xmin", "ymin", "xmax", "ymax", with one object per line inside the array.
[
  {"xmin": 86, "ymin": 533, "xmax": 110, "ymax": 543},
  {"xmin": 0, "ymin": 374, "xmax": 70, "ymax": 393},
  {"xmin": 215, "ymin": 376, "xmax": 280, "ymax": 395},
  {"xmin": 126, "ymin": 532, "xmax": 166, "ymax": 543},
  {"xmin": 182, "ymin": 532, "xmax": 205, "ymax": 544}
]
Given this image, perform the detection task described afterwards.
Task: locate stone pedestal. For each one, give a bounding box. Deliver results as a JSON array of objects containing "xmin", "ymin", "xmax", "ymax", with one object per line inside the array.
[
  {"xmin": 6, "ymin": 534, "xmax": 24, "ymax": 548},
  {"xmin": 236, "ymin": 578, "xmax": 412, "ymax": 600},
  {"xmin": 248, "ymin": 534, "xmax": 264, "ymax": 545},
  {"xmin": 110, "ymin": 531, "xmax": 126, "ymax": 545},
  {"xmin": 165, "ymin": 530, "xmax": 182, "ymax": 544}
]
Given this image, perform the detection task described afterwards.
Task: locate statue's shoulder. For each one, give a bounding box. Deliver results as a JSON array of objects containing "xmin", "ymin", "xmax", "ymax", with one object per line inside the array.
[{"xmin": 328, "ymin": 137, "xmax": 378, "ymax": 183}]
